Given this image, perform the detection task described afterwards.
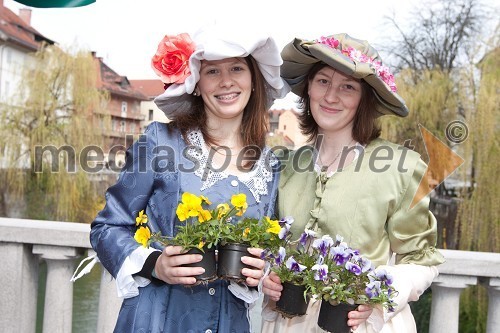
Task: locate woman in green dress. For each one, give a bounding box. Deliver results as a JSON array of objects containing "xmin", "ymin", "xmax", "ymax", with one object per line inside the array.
[{"xmin": 261, "ymin": 33, "xmax": 445, "ymax": 333}]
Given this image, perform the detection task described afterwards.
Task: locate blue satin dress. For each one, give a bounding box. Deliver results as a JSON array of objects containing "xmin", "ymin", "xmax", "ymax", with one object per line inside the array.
[{"xmin": 90, "ymin": 122, "xmax": 279, "ymax": 333}]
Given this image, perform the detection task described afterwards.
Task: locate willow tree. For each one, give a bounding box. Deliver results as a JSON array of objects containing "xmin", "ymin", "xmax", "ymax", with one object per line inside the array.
[
  {"xmin": 380, "ymin": 1, "xmax": 498, "ymax": 332},
  {"xmin": 381, "ymin": 0, "xmax": 498, "ymax": 251},
  {"xmin": 454, "ymin": 41, "xmax": 499, "ymax": 333},
  {"xmin": 0, "ymin": 44, "xmax": 109, "ymax": 223},
  {"xmin": 380, "ymin": 69, "xmax": 458, "ymax": 156},
  {"xmin": 456, "ymin": 42, "xmax": 499, "ymax": 252}
]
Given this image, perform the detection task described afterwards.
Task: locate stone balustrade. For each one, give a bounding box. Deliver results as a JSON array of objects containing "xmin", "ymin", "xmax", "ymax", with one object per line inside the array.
[
  {"xmin": 0, "ymin": 217, "xmax": 121, "ymax": 333},
  {"xmin": 0, "ymin": 217, "xmax": 499, "ymax": 332}
]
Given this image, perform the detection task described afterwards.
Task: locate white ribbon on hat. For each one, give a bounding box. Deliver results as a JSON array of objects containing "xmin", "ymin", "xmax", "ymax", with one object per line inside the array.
[{"xmin": 154, "ymin": 24, "xmax": 290, "ymax": 118}]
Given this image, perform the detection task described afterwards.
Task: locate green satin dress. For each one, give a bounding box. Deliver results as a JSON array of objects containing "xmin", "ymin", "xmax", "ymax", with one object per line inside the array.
[{"xmin": 277, "ymin": 138, "xmax": 444, "ymax": 268}]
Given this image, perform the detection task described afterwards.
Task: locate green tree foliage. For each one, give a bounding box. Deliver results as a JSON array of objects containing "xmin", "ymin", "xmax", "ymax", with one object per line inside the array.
[
  {"xmin": 380, "ymin": 69, "xmax": 458, "ymax": 156},
  {"xmin": 0, "ymin": 44, "xmax": 109, "ymax": 223},
  {"xmin": 457, "ymin": 46, "xmax": 499, "ymax": 253},
  {"xmin": 381, "ymin": 1, "xmax": 498, "ymax": 332},
  {"xmin": 455, "ymin": 43, "xmax": 499, "ymax": 333}
]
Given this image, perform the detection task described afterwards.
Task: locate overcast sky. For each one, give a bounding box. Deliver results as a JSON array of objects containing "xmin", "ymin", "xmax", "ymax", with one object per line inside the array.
[
  {"xmin": 4, "ymin": 0, "xmax": 419, "ymax": 78},
  {"xmin": 4, "ymin": 0, "xmax": 496, "ymax": 110}
]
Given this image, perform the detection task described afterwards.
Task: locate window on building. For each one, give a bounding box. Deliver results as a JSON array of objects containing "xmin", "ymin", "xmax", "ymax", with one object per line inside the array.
[
  {"xmin": 121, "ymin": 102, "xmax": 127, "ymax": 117},
  {"xmin": 148, "ymin": 109, "xmax": 154, "ymax": 121},
  {"xmin": 120, "ymin": 121, "xmax": 126, "ymax": 132},
  {"xmin": 130, "ymin": 122, "xmax": 136, "ymax": 134},
  {"xmin": 112, "ymin": 119, "xmax": 117, "ymax": 131}
]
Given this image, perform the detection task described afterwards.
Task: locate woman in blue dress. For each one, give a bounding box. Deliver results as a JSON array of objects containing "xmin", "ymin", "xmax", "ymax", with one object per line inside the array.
[{"xmin": 90, "ymin": 25, "xmax": 289, "ymax": 333}]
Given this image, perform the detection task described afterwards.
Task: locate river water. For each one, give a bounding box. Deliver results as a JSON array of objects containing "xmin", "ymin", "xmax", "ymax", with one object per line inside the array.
[{"xmin": 36, "ymin": 260, "xmax": 101, "ymax": 333}]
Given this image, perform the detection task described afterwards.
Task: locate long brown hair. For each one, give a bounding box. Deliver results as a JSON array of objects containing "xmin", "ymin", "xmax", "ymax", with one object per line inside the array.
[
  {"xmin": 297, "ymin": 62, "xmax": 381, "ymax": 145},
  {"xmin": 174, "ymin": 56, "xmax": 269, "ymax": 154}
]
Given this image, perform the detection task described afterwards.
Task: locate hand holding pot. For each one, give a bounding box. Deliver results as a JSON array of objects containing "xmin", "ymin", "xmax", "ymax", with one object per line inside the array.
[
  {"xmin": 348, "ymin": 304, "xmax": 373, "ymax": 331},
  {"xmin": 241, "ymin": 247, "xmax": 266, "ymax": 287},
  {"xmin": 154, "ymin": 245, "xmax": 204, "ymax": 285},
  {"xmin": 262, "ymin": 271, "xmax": 283, "ymax": 302}
]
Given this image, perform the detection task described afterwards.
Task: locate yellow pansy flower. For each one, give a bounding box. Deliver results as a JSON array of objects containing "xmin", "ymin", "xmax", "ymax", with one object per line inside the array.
[
  {"xmin": 198, "ymin": 240, "xmax": 205, "ymax": 249},
  {"xmin": 134, "ymin": 226, "xmax": 151, "ymax": 248},
  {"xmin": 200, "ymin": 195, "xmax": 212, "ymax": 205},
  {"xmin": 198, "ymin": 209, "xmax": 212, "ymax": 222},
  {"xmin": 176, "ymin": 203, "xmax": 189, "ymax": 221},
  {"xmin": 217, "ymin": 203, "xmax": 230, "ymax": 218},
  {"xmin": 266, "ymin": 217, "xmax": 281, "ymax": 234},
  {"xmin": 231, "ymin": 193, "xmax": 247, "ymax": 209},
  {"xmin": 243, "ymin": 227, "xmax": 250, "ymax": 238},
  {"xmin": 179, "ymin": 192, "xmax": 203, "ymax": 218},
  {"xmin": 182, "ymin": 192, "xmax": 202, "ymax": 210},
  {"xmin": 135, "ymin": 210, "xmax": 148, "ymax": 225}
]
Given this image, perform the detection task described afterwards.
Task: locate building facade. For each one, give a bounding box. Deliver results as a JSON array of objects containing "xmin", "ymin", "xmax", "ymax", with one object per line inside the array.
[
  {"xmin": 130, "ymin": 79, "xmax": 169, "ymax": 131},
  {"xmin": 93, "ymin": 54, "xmax": 148, "ymax": 166},
  {"xmin": 268, "ymin": 108, "xmax": 308, "ymax": 149},
  {"xmin": 0, "ymin": 3, "xmax": 53, "ymax": 104}
]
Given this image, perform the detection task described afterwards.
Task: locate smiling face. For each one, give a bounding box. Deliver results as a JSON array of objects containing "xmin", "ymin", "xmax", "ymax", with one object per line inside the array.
[
  {"xmin": 196, "ymin": 57, "xmax": 252, "ymax": 124},
  {"xmin": 308, "ymin": 66, "xmax": 362, "ymax": 137}
]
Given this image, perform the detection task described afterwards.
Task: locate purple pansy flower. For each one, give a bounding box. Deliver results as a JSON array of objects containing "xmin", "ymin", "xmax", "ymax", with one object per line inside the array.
[
  {"xmin": 371, "ymin": 269, "xmax": 394, "ymax": 285},
  {"xmin": 278, "ymin": 216, "xmax": 294, "ymax": 239},
  {"xmin": 313, "ymin": 235, "xmax": 334, "ymax": 257},
  {"xmin": 299, "ymin": 229, "xmax": 316, "ymax": 246},
  {"xmin": 346, "ymin": 261, "xmax": 362, "ymax": 276},
  {"xmin": 365, "ymin": 280, "xmax": 382, "ymax": 298},
  {"xmin": 275, "ymin": 246, "xmax": 286, "ymax": 266},
  {"xmin": 312, "ymin": 263, "xmax": 329, "ymax": 281},
  {"xmin": 331, "ymin": 245, "xmax": 351, "ymax": 266},
  {"xmin": 286, "ymin": 256, "xmax": 306, "ymax": 273},
  {"xmin": 359, "ymin": 256, "xmax": 372, "ymax": 273}
]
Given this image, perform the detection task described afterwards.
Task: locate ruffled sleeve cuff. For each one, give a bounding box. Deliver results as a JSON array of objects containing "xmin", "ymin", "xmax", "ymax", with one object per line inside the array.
[
  {"xmin": 398, "ymin": 246, "xmax": 445, "ymax": 266},
  {"xmin": 115, "ymin": 246, "xmax": 161, "ymax": 298}
]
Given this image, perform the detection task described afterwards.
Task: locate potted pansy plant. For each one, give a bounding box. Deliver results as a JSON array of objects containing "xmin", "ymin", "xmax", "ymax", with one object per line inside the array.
[
  {"xmin": 304, "ymin": 235, "xmax": 398, "ymax": 333},
  {"xmin": 267, "ymin": 223, "xmax": 319, "ymax": 318},
  {"xmin": 134, "ymin": 192, "xmax": 286, "ymax": 284},
  {"xmin": 134, "ymin": 192, "xmax": 223, "ymax": 283},
  {"xmin": 217, "ymin": 193, "xmax": 284, "ymax": 282}
]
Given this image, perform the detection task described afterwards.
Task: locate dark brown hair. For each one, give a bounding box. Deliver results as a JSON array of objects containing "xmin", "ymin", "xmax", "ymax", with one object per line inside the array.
[
  {"xmin": 174, "ymin": 56, "xmax": 269, "ymax": 154},
  {"xmin": 297, "ymin": 62, "xmax": 381, "ymax": 145}
]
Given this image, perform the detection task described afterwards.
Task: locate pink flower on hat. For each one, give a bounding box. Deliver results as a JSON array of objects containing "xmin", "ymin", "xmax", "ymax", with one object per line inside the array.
[
  {"xmin": 317, "ymin": 36, "xmax": 339, "ymax": 49},
  {"xmin": 317, "ymin": 38, "xmax": 398, "ymax": 92},
  {"xmin": 151, "ymin": 33, "xmax": 196, "ymax": 84}
]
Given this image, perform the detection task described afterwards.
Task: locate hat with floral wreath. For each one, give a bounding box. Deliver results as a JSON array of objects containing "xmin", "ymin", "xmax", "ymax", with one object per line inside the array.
[
  {"xmin": 152, "ymin": 24, "xmax": 290, "ymax": 119},
  {"xmin": 281, "ymin": 33, "xmax": 408, "ymax": 117}
]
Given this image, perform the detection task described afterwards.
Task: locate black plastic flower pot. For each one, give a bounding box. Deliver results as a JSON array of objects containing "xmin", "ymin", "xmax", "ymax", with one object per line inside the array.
[
  {"xmin": 317, "ymin": 301, "xmax": 358, "ymax": 333},
  {"xmin": 182, "ymin": 246, "xmax": 217, "ymax": 283},
  {"xmin": 275, "ymin": 281, "xmax": 310, "ymax": 318},
  {"xmin": 217, "ymin": 243, "xmax": 252, "ymax": 282}
]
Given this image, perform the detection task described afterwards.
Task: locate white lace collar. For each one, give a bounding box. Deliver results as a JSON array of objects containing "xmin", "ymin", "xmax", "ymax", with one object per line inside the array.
[{"xmin": 185, "ymin": 130, "xmax": 278, "ymax": 203}]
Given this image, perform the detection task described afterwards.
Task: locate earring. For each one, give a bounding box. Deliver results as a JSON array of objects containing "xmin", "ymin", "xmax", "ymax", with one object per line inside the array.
[
  {"xmin": 193, "ymin": 91, "xmax": 198, "ymax": 96},
  {"xmin": 307, "ymin": 109, "xmax": 311, "ymax": 116}
]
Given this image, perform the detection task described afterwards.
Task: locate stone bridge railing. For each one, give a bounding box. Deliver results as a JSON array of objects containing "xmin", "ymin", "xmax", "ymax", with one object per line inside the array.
[{"xmin": 0, "ymin": 217, "xmax": 499, "ymax": 333}]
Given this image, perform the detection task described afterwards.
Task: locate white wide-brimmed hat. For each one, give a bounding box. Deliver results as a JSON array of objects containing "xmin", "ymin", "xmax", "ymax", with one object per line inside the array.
[{"xmin": 152, "ymin": 25, "xmax": 290, "ymax": 119}]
